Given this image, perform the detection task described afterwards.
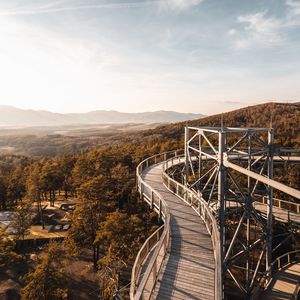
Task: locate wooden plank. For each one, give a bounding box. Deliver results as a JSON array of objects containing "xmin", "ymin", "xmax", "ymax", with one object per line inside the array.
[
  {"xmin": 142, "ymin": 163, "xmax": 215, "ymax": 300},
  {"xmin": 262, "ymin": 263, "xmax": 300, "ymax": 300}
]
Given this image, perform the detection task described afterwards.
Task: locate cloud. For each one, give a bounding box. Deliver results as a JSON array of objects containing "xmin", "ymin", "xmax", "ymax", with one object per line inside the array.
[
  {"xmin": 285, "ymin": 0, "xmax": 300, "ymax": 26},
  {"xmin": 234, "ymin": 11, "xmax": 282, "ymax": 49},
  {"xmin": 286, "ymin": 0, "xmax": 300, "ymax": 16},
  {"xmin": 227, "ymin": 28, "xmax": 237, "ymax": 36},
  {"xmin": 231, "ymin": 1, "xmax": 300, "ymax": 50},
  {"xmin": 0, "ymin": 1, "xmax": 157, "ymax": 16},
  {"xmin": 160, "ymin": 0, "xmax": 204, "ymax": 11}
]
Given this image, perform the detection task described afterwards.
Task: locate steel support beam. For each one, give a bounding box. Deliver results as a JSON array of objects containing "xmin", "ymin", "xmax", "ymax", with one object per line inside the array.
[
  {"xmin": 266, "ymin": 129, "xmax": 274, "ymax": 272},
  {"xmin": 181, "ymin": 126, "xmax": 300, "ymax": 299},
  {"xmin": 223, "ymin": 160, "xmax": 300, "ymax": 199},
  {"xmin": 218, "ymin": 130, "xmax": 226, "ymax": 298}
]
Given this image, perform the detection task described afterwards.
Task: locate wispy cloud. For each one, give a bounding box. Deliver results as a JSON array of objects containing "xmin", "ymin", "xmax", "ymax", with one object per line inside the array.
[
  {"xmin": 227, "ymin": 28, "xmax": 237, "ymax": 36},
  {"xmin": 231, "ymin": 1, "xmax": 300, "ymax": 49},
  {"xmin": 286, "ymin": 0, "xmax": 300, "ymax": 16},
  {"xmin": 160, "ymin": 0, "xmax": 204, "ymax": 11},
  {"xmin": 285, "ymin": 0, "xmax": 300, "ymax": 25},
  {"xmin": 0, "ymin": 1, "xmax": 158, "ymax": 16},
  {"xmin": 235, "ymin": 11, "xmax": 282, "ymax": 49}
]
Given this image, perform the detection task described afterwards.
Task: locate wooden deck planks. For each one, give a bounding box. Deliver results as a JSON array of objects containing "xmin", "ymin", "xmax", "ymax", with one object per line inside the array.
[
  {"xmin": 261, "ymin": 263, "xmax": 300, "ymax": 299},
  {"xmin": 142, "ymin": 163, "xmax": 215, "ymax": 300},
  {"xmin": 254, "ymin": 202, "xmax": 300, "ymax": 224}
]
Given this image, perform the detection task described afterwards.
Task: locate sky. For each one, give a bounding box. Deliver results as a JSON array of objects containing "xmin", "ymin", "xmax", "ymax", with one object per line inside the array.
[{"xmin": 0, "ymin": 0, "xmax": 299, "ymax": 115}]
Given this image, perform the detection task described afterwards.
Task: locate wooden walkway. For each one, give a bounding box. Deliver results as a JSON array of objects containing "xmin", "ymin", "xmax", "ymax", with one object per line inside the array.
[
  {"xmin": 142, "ymin": 163, "xmax": 215, "ymax": 300},
  {"xmin": 254, "ymin": 202, "xmax": 300, "ymax": 224},
  {"xmin": 261, "ymin": 263, "xmax": 300, "ymax": 299}
]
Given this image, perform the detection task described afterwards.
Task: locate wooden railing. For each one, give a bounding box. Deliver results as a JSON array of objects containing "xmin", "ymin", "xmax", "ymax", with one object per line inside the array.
[
  {"xmin": 258, "ymin": 196, "xmax": 300, "ymax": 214},
  {"xmin": 251, "ymin": 250, "xmax": 300, "ymax": 299},
  {"xmin": 130, "ymin": 151, "xmax": 183, "ymax": 300},
  {"xmin": 162, "ymin": 155, "xmax": 222, "ymax": 300}
]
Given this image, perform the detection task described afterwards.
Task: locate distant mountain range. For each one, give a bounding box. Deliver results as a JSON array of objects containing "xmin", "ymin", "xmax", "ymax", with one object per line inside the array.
[{"xmin": 0, "ymin": 106, "xmax": 205, "ymax": 127}]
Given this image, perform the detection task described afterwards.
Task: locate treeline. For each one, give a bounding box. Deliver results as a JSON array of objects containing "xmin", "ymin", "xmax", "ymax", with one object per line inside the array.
[{"xmin": 144, "ymin": 102, "xmax": 300, "ymax": 147}]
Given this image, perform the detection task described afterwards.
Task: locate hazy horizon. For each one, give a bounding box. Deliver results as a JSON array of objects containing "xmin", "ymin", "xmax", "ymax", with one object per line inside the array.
[
  {"xmin": 0, "ymin": 100, "xmax": 299, "ymax": 115},
  {"xmin": 0, "ymin": 104, "xmax": 205, "ymax": 114}
]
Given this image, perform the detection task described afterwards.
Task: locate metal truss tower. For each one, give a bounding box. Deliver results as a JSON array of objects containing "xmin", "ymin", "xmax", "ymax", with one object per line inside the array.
[{"xmin": 184, "ymin": 126, "xmax": 275, "ymax": 298}]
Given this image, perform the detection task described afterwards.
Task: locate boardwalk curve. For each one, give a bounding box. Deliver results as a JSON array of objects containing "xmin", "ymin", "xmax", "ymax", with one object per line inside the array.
[
  {"xmin": 130, "ymin": 149, "xmax": 299, "ymax": 300},
  {"xmin": 143, "ymin": 162, "xmax": 215, "ymax": 300}
]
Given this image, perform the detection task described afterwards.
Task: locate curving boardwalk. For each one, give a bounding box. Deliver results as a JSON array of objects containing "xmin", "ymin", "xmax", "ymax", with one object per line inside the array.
[
  {"xmin": 142, "ymin": 162, "xmax": 215, "ymax": 300},
  {"xmin": 253, "ymin": 202, "xmax": 300, "ymax": 224},
  {"xmin": 261, "ymin": 263, "xmax": 300, "ymax": 299}
]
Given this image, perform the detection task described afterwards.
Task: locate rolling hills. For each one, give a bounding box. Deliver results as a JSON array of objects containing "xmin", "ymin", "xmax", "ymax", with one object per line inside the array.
[
  {"xmin": 0, "ymin": 102, "xmax": 298, "ymax": 157},
  {"xmin": 0, "ymin": 106, "xmax": 205, "ymax": 127}
]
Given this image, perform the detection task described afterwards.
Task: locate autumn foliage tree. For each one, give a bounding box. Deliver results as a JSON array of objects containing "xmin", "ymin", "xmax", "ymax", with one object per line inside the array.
[
  {"xmin": 0, "ymin": 226, "xmax": 20, "ymax": 268},
  {"xmin": 95, "ymin": 211, "xmax": 145, "ymax": 299},
  {"xmin": 11, "ymin": 198, "xmax": 32, "ymax": 240},
  {"xmin": 22, "ymin": 241, "xmax": 67, "ymax": 300}
]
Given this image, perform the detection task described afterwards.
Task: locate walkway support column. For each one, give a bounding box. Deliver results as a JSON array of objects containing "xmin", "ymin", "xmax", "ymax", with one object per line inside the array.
[
  {"xmin": 266, "ymin": 129, "xmax": 274, "ymax": 273},
  {"xmin": 185, "ymin": 127, "xmax": 189, "ymax": 186},
  {"xmin": 218, "ymin": 129, "xmax": 226, "ymax": 299}
]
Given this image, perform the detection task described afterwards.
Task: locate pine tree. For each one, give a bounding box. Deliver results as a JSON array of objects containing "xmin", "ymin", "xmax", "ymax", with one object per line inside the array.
[
  {"xmin": 22, "ymin": 241, "xmax": 67, "ymax": 300},
  {"xmin": 0, "ymin": 226, "xmax": 20, "ymax": 268},
  {"xmin": 11, "ymin": 198, "xmax": 32, "ymax": 240}
]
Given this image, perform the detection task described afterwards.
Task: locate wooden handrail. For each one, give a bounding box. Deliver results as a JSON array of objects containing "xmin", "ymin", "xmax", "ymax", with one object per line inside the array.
[
  {"xmin": 162, "ymin": 155, "xmax": 222, "ymax": 300},
  {"xmin": 130, "ymin": 150, "xmax": 184, "ymax": 300},
  {"xmin": 130, "ymin": 225, "xmax": 164, "ymax": 297},
  {"xmin": 258, "ymin": 196, "xmax": 300, "ymax": 214}
]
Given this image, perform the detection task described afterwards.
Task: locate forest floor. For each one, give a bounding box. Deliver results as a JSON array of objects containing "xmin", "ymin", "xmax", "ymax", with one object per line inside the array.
[{"xmin": 28, "ymin": 197, "xmax": 75, "ymax": 239}]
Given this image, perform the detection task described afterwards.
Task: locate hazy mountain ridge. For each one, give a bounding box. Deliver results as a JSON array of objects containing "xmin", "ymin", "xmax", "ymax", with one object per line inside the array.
[
  {"xmin": 0, "ymin": 102, "xmax": 298, "ymax": 157},
  {"xmin": 0, "ymin": 106, "xmax": 205, "ymax": 127}
]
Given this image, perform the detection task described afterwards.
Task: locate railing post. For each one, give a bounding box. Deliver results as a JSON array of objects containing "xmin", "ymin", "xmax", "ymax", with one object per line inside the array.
[
  {"xmin": 185, "ymin": 127, "xmax": 190, "ymax": 186},
  {"xmin": 152, "ymin": 261, "xmax": 157, "ymax": 287},
  {"xmin": 140, "ymin": 183, "xmax": 144, "ymax": 200},
  {"xmin": 151, "ymin": 190, "xmax": 154, "ymax": 209},
  {"xmin": 159, "ymin": 199, "xmax": 162, "ymax": 221}
]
